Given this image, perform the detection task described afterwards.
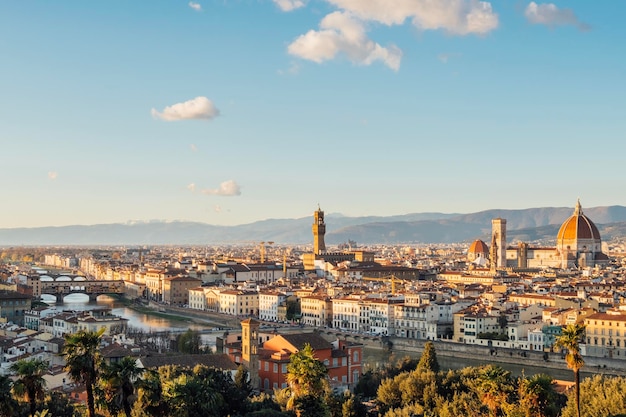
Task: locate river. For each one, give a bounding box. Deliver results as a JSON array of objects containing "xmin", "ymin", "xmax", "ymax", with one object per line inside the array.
[{"xmin": 41, "ymin": 293, "xmax": 218, "ymax": 346}]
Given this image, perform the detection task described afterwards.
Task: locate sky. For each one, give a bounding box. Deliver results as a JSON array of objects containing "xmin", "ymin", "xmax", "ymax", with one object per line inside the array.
[{"xmin": 1, "ymin": 0, "xmax": 624, "ymax": 229}]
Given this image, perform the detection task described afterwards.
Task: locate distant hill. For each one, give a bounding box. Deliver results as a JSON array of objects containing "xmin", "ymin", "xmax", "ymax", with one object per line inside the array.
[{"xmin": 2, "ymin": 206, "xmax": 626, "ymax": 246}]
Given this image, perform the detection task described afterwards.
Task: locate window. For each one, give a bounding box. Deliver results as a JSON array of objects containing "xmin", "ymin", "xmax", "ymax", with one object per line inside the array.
[
  {"xmin": 265, "ymin": 361, "xmax": 269, "ymax": 372},
  {"xmin": 274, "ymin": 363, "xmax": 278, "ymax": 373},
  {"xmin": 353, "ymin": 351, "xmax": 359, "ymax": 362}
]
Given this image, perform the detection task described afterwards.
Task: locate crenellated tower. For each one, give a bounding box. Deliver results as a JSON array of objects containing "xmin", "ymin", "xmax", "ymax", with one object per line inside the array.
[{"xmin": 312, "ymin": 205, "xmax": 326, "ymax": 255}]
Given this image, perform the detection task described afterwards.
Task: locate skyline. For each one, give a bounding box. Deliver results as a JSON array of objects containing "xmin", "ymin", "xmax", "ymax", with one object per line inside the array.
[{"xmin": 1, "ymin": 1, "xmax": 624, "ymax": 229}]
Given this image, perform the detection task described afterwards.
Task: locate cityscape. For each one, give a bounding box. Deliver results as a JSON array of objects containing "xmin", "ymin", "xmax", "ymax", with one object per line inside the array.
[
  {"xmin": 3, "ymin": 0, "xmax": 625, "ymax": 415},
  {"xmin": 2, "ymin": 202, "xmax": 626, "ymax": 415}
]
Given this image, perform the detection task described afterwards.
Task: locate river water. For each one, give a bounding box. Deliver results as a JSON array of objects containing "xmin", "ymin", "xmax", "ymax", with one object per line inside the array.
[{"xmin": 47, "ymin": 295, "xmax": 584, "ymax": 381}]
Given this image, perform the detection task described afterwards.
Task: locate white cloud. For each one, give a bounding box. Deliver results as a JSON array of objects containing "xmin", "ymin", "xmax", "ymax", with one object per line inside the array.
[
  {"xmin": 188, "ymin": 1, "xmax": 202, "ymax": 11},
  {"xmin": 201, "ymin": 180, "xmax": 242, "ymax": 196},
  {"xmin": 325, "ymin": 0, "xmax": 499, "ymax": 35},
  {"xmin": 48, "ymin": 171, "xmax": 58, "ymax": 180},
  {"xmin": 187, "ymin": 183, "xmax": 196, "ymax": 192},
  {"xmin": 190, "ymin": 144, "xmax": 198, "ymax": 152},
  {"xmin": 151, "ymin": 96, "xmax": 220, "ymax": 121},
  {"xmin": 525, "ymin": 2, "xmax": 589, "ymax": 31},
  {"xmin": 274, "ymin": 0, "xmax": 306, "ymax": 12},
  {"xmin": 288, "ymin": 11, "xmax": 402, "ymax": 70}
]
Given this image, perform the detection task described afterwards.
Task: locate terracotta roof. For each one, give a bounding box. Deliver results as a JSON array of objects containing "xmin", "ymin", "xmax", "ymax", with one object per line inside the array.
[{"xmin": 279, "ymin": 333, "xmax": 333, "ymax": 351}]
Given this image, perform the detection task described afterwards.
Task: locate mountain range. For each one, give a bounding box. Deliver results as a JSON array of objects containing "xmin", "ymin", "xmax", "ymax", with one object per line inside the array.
[{"xmin": 3, "ymin": 206, "xmax": 626, "ymax": 246}]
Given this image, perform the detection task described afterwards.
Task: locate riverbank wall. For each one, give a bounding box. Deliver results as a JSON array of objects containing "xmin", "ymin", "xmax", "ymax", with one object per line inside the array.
[{"xmin": 132, "ymin": 301, "xmax": 626, "ymax": 378}]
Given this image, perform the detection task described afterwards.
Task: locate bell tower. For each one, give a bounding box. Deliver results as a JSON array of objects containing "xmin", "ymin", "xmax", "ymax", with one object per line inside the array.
[
  {"xmin": 491, "ymin": 218, "xmax": 507, "ymax": 269},
  {"xmin": 312, "ymin": 206, "xmax": 326, "ymax": 255},
  {"xmin": 241, "ymin": 318, "xmax": 260, "ymax": 390}
]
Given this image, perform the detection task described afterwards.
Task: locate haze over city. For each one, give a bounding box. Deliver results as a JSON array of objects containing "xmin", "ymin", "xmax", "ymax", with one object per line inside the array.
[{"xmin": 1, "ymin": 1, "xmax": 624, "ymax": 229}]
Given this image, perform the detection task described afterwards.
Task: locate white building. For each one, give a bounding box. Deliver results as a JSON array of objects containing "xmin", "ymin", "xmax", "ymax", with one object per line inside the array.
[{"xmin": 258, "ymin": 290, "xmax": 287, "ymax": 321}]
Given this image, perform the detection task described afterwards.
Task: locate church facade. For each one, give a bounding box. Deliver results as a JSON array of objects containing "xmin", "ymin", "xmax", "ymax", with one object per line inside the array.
[{"xmin": 468, "ymin": 201, "xmax": 609, "ymax": 270}]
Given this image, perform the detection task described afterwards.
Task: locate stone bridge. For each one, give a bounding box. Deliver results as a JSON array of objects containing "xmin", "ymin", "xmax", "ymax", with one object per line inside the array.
[{"xmin": 40, "ymin": 280, "xmax": 125, "ymax": 302}]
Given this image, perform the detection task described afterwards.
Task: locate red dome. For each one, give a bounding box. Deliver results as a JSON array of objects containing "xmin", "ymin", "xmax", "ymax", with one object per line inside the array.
[
  {"xmin": 468, "ymin": 239, "xmax": 489, "ymax": 254},
  {"xmin": 557, "ymin": 200, "xmax": 601, "ymax": 241}
]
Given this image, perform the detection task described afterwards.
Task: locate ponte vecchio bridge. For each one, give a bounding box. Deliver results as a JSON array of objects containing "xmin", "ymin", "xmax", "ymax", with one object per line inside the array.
[{"xmin": 38, "ymin": 276, "xmax": 125, "ymax": 302}]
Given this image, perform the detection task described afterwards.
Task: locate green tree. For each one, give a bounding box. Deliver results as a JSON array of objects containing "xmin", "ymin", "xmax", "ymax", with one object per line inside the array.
[
  {"xmin": 10, "ymin": 358, "xmax": 49, "ymax": 417},
  {"xmin": 100, "ymin": 356, "xmax": 144, "ymax": 417},
  {"xmin": 555, "ymin": 323, "xmax": 585, "ymax": 417},
  {"xmin": 0, "ymin": 374, "xmax": 17, "ymax": 417},
  {"xmin": 234, "ymin": 364, "xmax": 252, "ymax": 397},
  {"xmin": 416, "ymin": 341, "xmax": 440, "ymax": 373},
  {"xmin": 177, "ymin": 329, "xmax": 202, "ymax": 354},
  {"xmin": 285, "ymin": 343, "xmax": 330, "ymax": 416},
  {"xmin": 469, "ymin": 365, "xmax": 514, "ymax": 417},
  {"xmin": 560, "ymin": 375, "xmax": 626, "ymax": 417},
  {"xmin": 133, "ymin": 370, "xmax": 168, "ymax": 417},
  {"xmin": 341, "ymin": 392, "xmax": 367, "ymax": 417},
  {"xmin": 61, "ymin": 328, "xmax": 105, "ymax": 417},
  {"xmin": 45, "ymin": 391, "xmax": 79, "ymax": 417},
  {"xmin": 517, "ymin": 373, "xmax": 564, "ymax": 417}
]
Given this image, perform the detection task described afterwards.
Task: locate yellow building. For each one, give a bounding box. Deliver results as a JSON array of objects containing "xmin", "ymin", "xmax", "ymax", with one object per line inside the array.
[
  {"xmin": 300, "ymin": 295, "xmax": 332, "ymax": 327},
  {"xmin": 584, "ymin": 311, "xmax": 626, "ymax": 358},
  {"xmin": 163, "ymin": 275, "xmax": 201, "ymax": 306}
]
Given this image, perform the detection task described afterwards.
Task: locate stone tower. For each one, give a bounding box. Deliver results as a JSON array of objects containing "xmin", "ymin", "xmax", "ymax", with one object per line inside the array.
[
  {"xmin": 241, "ymin": 318, "xmax": 260, "ymax": 389},
  {"xmin": 312, "ymin": 206, "xmax": 326, "ymax": 255},
  {"xmin": 491, "ymin": 218, "xmax": 507, "ymax": 269}
]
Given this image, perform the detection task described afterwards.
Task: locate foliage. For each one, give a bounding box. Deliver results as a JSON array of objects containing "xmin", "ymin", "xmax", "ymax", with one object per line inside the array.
[
  {"xmin": 516, "ymin": 373, "xmax": 565, "ymax": 417},
  {"xmin": 341, "ymin": 392, "xmax": 368, "ymax": 417},
  {"xmin": 99, "ymin": 356, "xmax": 144, "ymax": 417},
  {"xmin": 45, "ymin": 391, "xmax": 80, "ymax": 417},
  {"xmin": 0, "ymin": 374, "xmax": 18, "ymax": 417},
  {"xmin": 10, "ymin": 358, "xmax": 49, "ymax": 417},
  {"xmin": 417, "ymin": 341, "xmax": 440, "ymax": 373},
  {"xmin": 555, "ymin": 323, "xmax": 586, "ymax": 417},
  {"xmin": 176, "ymin": 329, "xmax": 203, "ymax": 354},
  {"xmin": 61, "ymin": 328, "xmax": 105, "ymax": 417},
  {"xmin": 235, "ymin": 364, "xmax": 252, "ymax": 396},
  {"xmin": 561, "ymin": 375, "xmax": 626, "ymax": 417},
  {"xmin": 286, "ymin": 344, "xmax": 329, "ymax": 400},
  {"xmin": 477, "ymin": 332, "xmax": 509, "ymax": 341}
]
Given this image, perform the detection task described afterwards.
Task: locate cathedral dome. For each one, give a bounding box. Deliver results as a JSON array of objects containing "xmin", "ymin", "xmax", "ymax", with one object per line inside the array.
[
  {"xmin": 468, "ymin": 239, "xmax": 489, "ymax": 255},
  {"xmin": 556, "ymin": 200, "xmax": 601, "ymax": 242}
]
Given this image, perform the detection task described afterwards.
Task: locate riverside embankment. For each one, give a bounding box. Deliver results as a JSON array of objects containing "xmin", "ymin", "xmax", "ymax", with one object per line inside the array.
[{"xmin": 131, "ymin": 302, "xmax": 626, "ymax": 380}]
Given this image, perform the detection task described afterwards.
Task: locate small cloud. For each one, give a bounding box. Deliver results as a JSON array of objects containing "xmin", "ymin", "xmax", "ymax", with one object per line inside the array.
[
  {"xmin": 48, "ymin": 171, "xmax": 58, "ymax": 180},
  {"xmin": 201, "ymin": 180, "xmax": 242, "ymax": 197},
  {"xmin": 188, "ymin": 1, "xmax": 202, "ymax": 11},
  {"xmin": 437, "ymin": 52, "xmax": 461, "ymax": 63},
  {"xmin": 525, "ymin": 2, "xmax": 590, "ymax": 31},
  {"xmin": 190, "ymin": 144, "xmax": 198, "ymax": 152},
  {"xmin": 288, "ymin": 11, "xmax": 402, "ymax": 71},
  {"xmin": 277, "ymin": 61, "xmax": 301, "ymax": 76},
  {"xmin": 151, "ymin": 96, "xmax": 220, "ymax": 121},
  {"xmin": 274, "ymin": 0, "xmax": 306, "ymax": 12},
  {"xmin": 187, "ymin": 183, "xmax": 196, "ymax": 192}
]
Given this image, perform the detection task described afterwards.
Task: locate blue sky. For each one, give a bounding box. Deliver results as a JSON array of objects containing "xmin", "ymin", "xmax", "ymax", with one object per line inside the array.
[{"xmin": 1, "ymin": 0, "xmax": 624, "ymax": 228}]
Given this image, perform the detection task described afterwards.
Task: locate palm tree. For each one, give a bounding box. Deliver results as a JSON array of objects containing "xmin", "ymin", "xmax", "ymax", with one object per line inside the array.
[
  {"xmin": 10, "ymin": 358, "xmax": 49, "ymax": 416},
  {"xmin": 101, "ymin": 356, "xmax": 144, "ymax": 417},
  {"xmin": 555, "ymin": 323, "xmax": 586, "ymax": 417},
  {"xmin": 285, "ymin": 343, "xmax": 329, "ymax": 416},
  {"xmin": 0, "ymin": 373, "xmax": 18, "ymax": 417},
  {"xmin": 61, "ymin": 329, "xmax": 105, "ymax": 417},
  {"xmin": 472, "ymin": 364, "xmax": 513, "ymax": 417}
]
